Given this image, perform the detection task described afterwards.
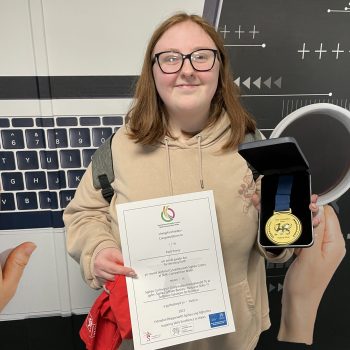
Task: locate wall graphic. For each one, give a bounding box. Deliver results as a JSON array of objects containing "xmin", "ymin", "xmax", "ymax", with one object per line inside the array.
[{"xmin": 218, "ymin": 1, "xmax": 349, "ymax": 349}]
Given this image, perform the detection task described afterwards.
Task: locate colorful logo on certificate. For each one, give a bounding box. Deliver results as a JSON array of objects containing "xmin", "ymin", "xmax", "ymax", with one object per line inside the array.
[{"xmin": 161, "ymin": 206, "xmax": 175, "ymax": 222}]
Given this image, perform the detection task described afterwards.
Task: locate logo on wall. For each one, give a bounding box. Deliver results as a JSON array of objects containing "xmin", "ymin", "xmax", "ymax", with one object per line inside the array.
[{"xmin": 161, "ymin": 205, "xmax": 175, "ymax": 222}]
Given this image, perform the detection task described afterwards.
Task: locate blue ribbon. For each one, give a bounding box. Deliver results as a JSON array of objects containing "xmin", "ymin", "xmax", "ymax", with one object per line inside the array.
[{"xmin": 275, "ymin": 175, "xmax": 293, "ymax": 211}]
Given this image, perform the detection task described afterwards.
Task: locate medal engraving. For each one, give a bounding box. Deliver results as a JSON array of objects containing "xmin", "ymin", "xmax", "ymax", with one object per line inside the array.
[{"xmin": 265, "ymin": 210, "xmax": 302, "ymax": 245}]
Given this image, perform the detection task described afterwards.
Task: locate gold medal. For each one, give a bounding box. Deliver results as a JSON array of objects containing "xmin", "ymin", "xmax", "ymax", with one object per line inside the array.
[{"xmin": 265, "ymin": 209, "xmax": 302, "ymax": 245}]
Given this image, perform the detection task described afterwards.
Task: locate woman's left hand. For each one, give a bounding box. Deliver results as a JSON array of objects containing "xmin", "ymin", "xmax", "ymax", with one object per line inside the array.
[{"xmin": 309, "ymin": 194, "xmax": 320, "ymax": 228}]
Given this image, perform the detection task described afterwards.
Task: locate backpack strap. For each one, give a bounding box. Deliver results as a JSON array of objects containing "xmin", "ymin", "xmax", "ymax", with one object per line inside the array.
[
  {"xmin": 92, "ymin": 133, "xmax": 116, "ymax": 203},
  {"xmin": 242, "ymin": 129, "xmax": 263, "ymax": 181},
  {"xmin": 243, "ymin": 128, "xmax": 263, "ymax": 144}
]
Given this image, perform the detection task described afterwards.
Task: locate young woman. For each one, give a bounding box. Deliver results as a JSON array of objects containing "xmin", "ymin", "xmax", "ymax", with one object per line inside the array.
[{"xmin": 64, "ymin": 13, "xmax": 344, "ymax": 349}]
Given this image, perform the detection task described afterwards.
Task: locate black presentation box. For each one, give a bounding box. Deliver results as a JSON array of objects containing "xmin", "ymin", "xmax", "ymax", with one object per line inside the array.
[{"xmin": 238, "ymin": 137, "xmax": 314, "ymax": 248}]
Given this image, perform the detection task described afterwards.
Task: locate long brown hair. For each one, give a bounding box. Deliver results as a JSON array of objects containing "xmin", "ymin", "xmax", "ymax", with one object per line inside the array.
[{"xmin": 126, "ymin": 12, "xmax": 256, "ymax": 149}]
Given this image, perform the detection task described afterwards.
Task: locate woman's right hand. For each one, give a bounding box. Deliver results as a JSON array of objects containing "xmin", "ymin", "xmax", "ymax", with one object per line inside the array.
[{"xmin": 93, "ymin": 247, "xmax": 137, "ymax": 284}]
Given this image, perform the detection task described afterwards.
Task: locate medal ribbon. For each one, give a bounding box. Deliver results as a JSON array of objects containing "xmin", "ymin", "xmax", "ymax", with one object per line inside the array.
[{"xmin": 275, "ymin": 175, "xmax": 293, "ymax": 211}]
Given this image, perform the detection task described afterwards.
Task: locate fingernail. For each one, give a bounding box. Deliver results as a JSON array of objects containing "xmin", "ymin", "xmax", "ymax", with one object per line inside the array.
[
  {"xmin": 24, "ymin": 243, "xmax": 37, "ymax": 256},
  {"xmin": 128, "ymin": 271, "xmax": 137, "ymax": 278}
]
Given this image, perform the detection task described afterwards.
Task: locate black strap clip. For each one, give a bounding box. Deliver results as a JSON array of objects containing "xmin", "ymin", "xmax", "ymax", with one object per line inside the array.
[{"xmin": 98, "ymin": 174, "xmax": 114, "ymax": 203}]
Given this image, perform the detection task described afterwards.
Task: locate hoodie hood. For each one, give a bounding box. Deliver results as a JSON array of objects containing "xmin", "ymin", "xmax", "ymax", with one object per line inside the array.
[{"xmin": 160, "ymin": 112, "xmax": 231, "ymax": 149}]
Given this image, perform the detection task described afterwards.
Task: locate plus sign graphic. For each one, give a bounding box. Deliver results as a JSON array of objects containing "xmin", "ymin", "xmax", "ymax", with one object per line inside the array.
[
  {"xmin": 249, "ymin": 25, "xmax": 260, "ymax": 39},
  {"xmin": 332, "ymin": 43, "xmax": 345, "ymax": 59},
  {"xmin": 220, "ymin": 24, "xmax": 230, "ymax": 39},
  {"xmin": 234, "ymin": 25, "xmax": 245, "ymax": 39},
  {"xmin": 315, "ymin": 43, "xmax": 327, "ymax": 59},
  {"xmin": 298, "ymin": 43, "xmax": 311, "ymax": 59}
]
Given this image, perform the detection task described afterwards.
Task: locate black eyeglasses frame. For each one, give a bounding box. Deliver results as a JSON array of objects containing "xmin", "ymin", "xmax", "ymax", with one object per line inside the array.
[{"xmin": 152, "ymin": 48, "xmax": 218, "ymax": 74}]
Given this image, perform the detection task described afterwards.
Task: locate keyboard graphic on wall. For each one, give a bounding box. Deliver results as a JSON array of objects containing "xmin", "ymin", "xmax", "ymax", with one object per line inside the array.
[{"xmin": 0, "ymin": 115, "xmax": 123, "ymax": 230}]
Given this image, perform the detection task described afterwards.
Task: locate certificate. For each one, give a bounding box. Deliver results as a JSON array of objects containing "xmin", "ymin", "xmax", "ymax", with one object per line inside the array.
[{"xmin": 117, "ymin": 191, "xmax": 235, "ymax": 350}]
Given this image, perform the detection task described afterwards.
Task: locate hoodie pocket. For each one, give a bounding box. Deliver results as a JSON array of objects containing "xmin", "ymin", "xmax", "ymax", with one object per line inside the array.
[{"xmin": 228, "ymin": 279, "xmax": 258, "ymax": 344}]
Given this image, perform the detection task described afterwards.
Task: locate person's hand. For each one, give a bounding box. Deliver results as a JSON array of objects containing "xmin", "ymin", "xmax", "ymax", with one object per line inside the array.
[
  {"xmin": 278, "ymin": 205, "xmax": 346, "ymax": 344},
  {"xmin": 251, "ymin": 193, "xmax": 261, "ymax": 211},
  {"xmin": 93, "ymin": 247, "xmax": 137, "ymax": 284},
  {"xmin": 0, "ymin": 242, "xmax": 36, "ymax": 312},
  {"xmin": 309, "ymin": 194, "xmax": 321, "ymax": 227}
]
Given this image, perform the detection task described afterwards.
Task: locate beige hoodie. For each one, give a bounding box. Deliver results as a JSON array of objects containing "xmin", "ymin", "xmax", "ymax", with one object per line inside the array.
[{"xmin": 64, "ymin": 113, "xmax": 292, "ymax": 350}]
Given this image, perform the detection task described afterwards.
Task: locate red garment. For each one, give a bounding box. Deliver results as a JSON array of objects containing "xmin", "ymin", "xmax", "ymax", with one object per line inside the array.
[{"xmin": 80, "ymin": 275, "xmax": 132, "ymax": 350}]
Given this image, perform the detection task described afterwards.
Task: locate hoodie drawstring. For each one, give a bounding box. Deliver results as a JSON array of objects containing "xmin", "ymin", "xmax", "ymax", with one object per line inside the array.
[
  {"xmin": 164, "ymin": 137, "xmax": 174, "ymax": 195},
  {"xmin": 197, "ymin": 135, "xmax": 204, "ymax": 189},
  {"xmin": 164, "ymin": 135, "xmax": 204, "ymax": 195}
]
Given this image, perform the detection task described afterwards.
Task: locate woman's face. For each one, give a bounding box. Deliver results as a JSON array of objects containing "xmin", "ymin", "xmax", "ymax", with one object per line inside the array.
[{"xmin": 152, "ymin": 21, "xmax": 220, "ymax": 126}]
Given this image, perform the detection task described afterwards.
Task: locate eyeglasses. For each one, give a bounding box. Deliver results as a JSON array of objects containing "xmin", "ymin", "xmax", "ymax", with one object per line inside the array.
[{"xmin": 152, "ymin": 49, "xmax": 218, "ymax": 74}]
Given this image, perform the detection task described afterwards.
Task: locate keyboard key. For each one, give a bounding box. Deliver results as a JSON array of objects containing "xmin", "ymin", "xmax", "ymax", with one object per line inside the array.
[
  {"xmin": 47, "ymin": 170, "xmax": 66, "ymax": 189},
  {"xmin": 59, "ymin": 190, "xmax": 76, "ymax": 208},
  {"xmin": 69, "ymin": 128, "xmax": 91, "ymax": 147},
  {"xmin": 1, "ymin": 172, "xmax": 24, "ymax": 191},
  {"xmin": 0, "ymin": 193, "xmax": 15, "ymax": 211},
  {"xmin": 67, "ymin": 170, "xmax": 85, "ymax": 188},
  {"xmin": 82, "ymin": 148, "xmax": 97, "ymax": 167},
  {"xmin": 47, "ymin": 129, "xmax": 68, "ymax": 148},
  {"xmin": 16, "ymin": 151, "xmax": 39, "ymax": 170},
  {"xmin": 40, "ymin": 150, "xmax": 59, "ymax": 169},
  {"xmin": 1, "ymin": 129, "xmax": 25, "ymax": 149},
  {"xmin": 80, "ymin": 117, "xmax": 100, "ymax": 126},
  {"xmin": 16, "ymin": 192, "xmax": 38, "ymax": 210},
  {"xmin": 60, "ymin": 149, "xmax": 81, "ymax": 168},
  {"xmin": 92, "ymin": 127, "xmax": 112, "ymax": 147},
  {"xmin": 12, "ymin": 118, "xmax": 34, "ymax": 127},
  {"xmin": 39, "ymin": 191, "xmax": 58, "ymax": 209},
  {"xmin": 0, "ymin": 118, "xmax": 10, "ymax": 128},
  {"xmin": 102, "ymin": 116, "xmax": 123, "ymax": 126},
  {"xmin": 25, "ymin": 171, "xmax": 47, "ymax": 190},
  {"xmin": 0, "ymin": 151, "xmax": 16, "ymax": 170},
  {"xmin": 36, "ymin": 117, "xmax": 54, "ymax": 127},
  {"xmin": 26, "ymin": 129, "xmax": 46, "ymax": 148},
  {"xmin": 57, "ymin": 117, "xmax": 78, "ymax": 127}
]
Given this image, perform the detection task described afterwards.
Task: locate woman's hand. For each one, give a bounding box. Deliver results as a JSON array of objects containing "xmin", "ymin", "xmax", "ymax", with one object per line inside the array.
[
  {"xmin": 278, "ymin": 205, "xmax": 346, "ymax": 344},
  {"xmin": 93, "ymin": 247, "xmax": 137, "ymax": 284},
  {"xmin": 0, "ymin": 242, "xmax": 36, "ymax": 312},
  {"xmin": 251, "ymin": 193, "xmax": 261, "ymax": 211},
  {"xmin": 309, "ymin": 194, "xmax": 321, "ymax": 227}
]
